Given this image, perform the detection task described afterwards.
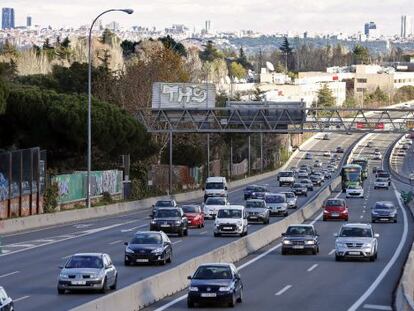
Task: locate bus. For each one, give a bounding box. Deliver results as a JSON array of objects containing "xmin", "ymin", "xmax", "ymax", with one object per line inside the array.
[
  {"xmin": 341, "ymin": 164, "xmax": 363, "ymax": 191},
  {"xmin": 351, "ymin": 158, "xmax": 368, "ymax": 180}
]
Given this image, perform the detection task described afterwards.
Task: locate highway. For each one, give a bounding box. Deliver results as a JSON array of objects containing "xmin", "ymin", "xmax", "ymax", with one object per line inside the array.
[
  {"xmin": 145, "ymin": 133, "xmax": 414, "ymax": 311},
  {"xmin": 0, "ymin": 133, "xmax": 360, "ymax": 311}
]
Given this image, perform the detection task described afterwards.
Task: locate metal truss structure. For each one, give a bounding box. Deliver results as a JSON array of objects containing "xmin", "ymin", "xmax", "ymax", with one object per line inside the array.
[{"xmin": 136, "ymin": 107, "xmax": 414, "ymax": 133}]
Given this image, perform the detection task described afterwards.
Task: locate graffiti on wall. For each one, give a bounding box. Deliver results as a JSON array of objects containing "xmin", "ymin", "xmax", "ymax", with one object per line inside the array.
[{"xmin": 0, "ymin": 173, "xmax": 9, "ymax": 201}]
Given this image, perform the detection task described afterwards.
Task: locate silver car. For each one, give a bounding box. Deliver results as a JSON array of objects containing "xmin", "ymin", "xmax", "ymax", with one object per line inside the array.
[
  {"xmin": 335, "ymin": 224, "xmax": 379, "ymax": 262},
  {"xmin": 245, "ymin": 199, "xmax": 270, "ymax": 224},
  {"xmin": 281, "ymin": 192, "xmax": 297, "ymax": 209},
  {"xmin": 57, "ymin": 253, "xmax": 117, "ymax": 294}
]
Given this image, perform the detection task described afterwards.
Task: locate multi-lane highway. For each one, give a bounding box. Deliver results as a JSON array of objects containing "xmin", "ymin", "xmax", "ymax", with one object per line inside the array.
[
  {"xmin": 145, "ymin": 133, "xmax": 414, "ymax": 311},
  {"xmin": 0, "ymin": 133, "xmax": 360, "ymax": 311}
]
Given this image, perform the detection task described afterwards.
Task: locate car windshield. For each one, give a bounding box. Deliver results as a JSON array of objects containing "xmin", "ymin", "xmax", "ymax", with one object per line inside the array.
[
  {"xmin": 254, "ymin": 186, "xmax": 267, "ymax": 192},
  {"xmin": 245, "ymin": 185, "xmax": 256, "ymax": 191},
  {"xmin": 246, "ymin": 201, "xmax": 265, "ymax": 208},
  {"xmin": 300, "ymin": 180, "xmax": 310, "ymax": 184},
  {"xmin": 339, "ymin": 227, "xmax": 372, "ymax": 237},
  {"xmin": 293, "ymin": 184, "xmax": 302, "ymax": 188},
  {"xmin": 286, "ymin": 226, "xmax": 314, "ymax": 235},
  {"xmin": 374, "ymin": 203, "xmax": 393, "ymax": 210},
  {"xmin": 280, "ymin": 172, "xmax": 293, "ymax": 177},
  {"xmin": 325, "ymin": 199, "xmax": 343, "ymax": 207},
  {"xmin": 193, "ymin": 266, "xmax": 233, "ymax": 280},
  {"xmin": 206, "ymin": 182, "xmax": 224, "ymax": 190},
  {"xmin": 65, "ymin": 256, "xmax": 103, "ymax": 269},
  {"xmin": 347, "ymin": 185, "xmax": 361, "ymax": 189},
  {"xmin": 376, "ymin": 178, "xmax": 387, "ymax": 182},
  {"xmin": 217, "ymin": 209, "xmax": 242, "ymax": 218},
  {"xmin": 182, "ymin": 205, "xmax": 200, "ymax": 213},
  {"xmin": 155, "ymin": 209, "xmax": 180, "ymax": 218},
  {"xmin": 265, "ymin": 195, "xmax": 285, "ymax": 203},
  {"xmin": 283, "ymin": 192, "xmax": 295, "ymax": 198},
  {"xmin": 378, "ymin": 173, "xmax": 389, "ymax": 178},
  {"xmin": 131, "ymin": 233, "xmax": 162, "ymax": 245},
  {"xmin": 205, "ymin": 197, "xmax": 226, "ymax": 205},
  {"xmin": 155, "ymin": 201, "xmax": 174, "ymax": 207}
]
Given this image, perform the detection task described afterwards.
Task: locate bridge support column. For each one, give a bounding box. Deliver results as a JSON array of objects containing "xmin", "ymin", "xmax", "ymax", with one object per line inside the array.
[
  {"xmin": 169, "ymin": 130, "xmax": 173, "ymax": 195},
  {"xmin": 207, "ymin": 133, "xmax": 210, "ymax": 177},
  {"xmin": 260, "ymin": 133, "xmax": 264, "ymax": 173}
]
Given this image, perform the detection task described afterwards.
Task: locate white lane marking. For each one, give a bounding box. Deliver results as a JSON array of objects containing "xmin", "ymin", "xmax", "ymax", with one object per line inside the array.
[
  {"xmin": 360, "ymin": 215, "xmax": 364, "ymax": 219},
  {"xmin": 362, "ymin": 304, "xmax": 392, "ymax": 310},
  {"xmin": 275, "ymin": 285, "xmax": 292, "ymax": 296},
  {"xmin": 172, "ymin": 240, "xmax": 183, "ymax": 245},
  {"xmin": 328, "ymin": 249, "xmax": 335, "ymax": 255},
  {"xmin": 4, "ymin": 244, "xmax": 36, "ymax": 248},
  {"xmin": 62, "ymin": 255, "xmax": 71, "ymax": 260},
  {"xmin": 13, "ymin": 295, "xmax": 30, "ymax": 303},
  {"xmin": 307, "ymin": 264, "xmax": 318, "ymax": 272},
  {"xmin": 199, "ymin": 231, "xmax": 207, "ymax": 235},
  {"xmin": 347, "ymin": 183, "xmax": 408, "ymax": 311},
  {"xmin": 109, "ymin": 240, "xmax": 122, "ymax": 245},
  {"xmin": 121, "ymin": 223, "xmax": 147, "ymax": 233},
  {"xmin": 34, "ymin": 239, "xmax": 55, "ymax": 243},
  {"xmin": 0, "ymin": 271, "xmax": 20, "ymax": 278}
]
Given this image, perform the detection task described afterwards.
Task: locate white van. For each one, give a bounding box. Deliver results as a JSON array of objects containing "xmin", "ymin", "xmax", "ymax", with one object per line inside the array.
[
  {"xmin": 203, "ymin": 177, "xmax": 228, "ymax": 201},
  {"xmin": 214, "ymin": 205, "xmax": 248, "ymax": 237}
]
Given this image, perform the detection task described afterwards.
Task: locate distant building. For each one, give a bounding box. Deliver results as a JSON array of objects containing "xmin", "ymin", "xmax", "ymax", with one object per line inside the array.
[
  {"xmin": 26, "ymin": 16, "xmax": 32, "ymax": 27},
  {"xmin": 364, "ymin": 22, "xmax": 377, "ymax": 38},
  {"xmin": 2, "ymin": 8, "xmax": 15, "ymax": 29},
  {"xmin": 401, "ymin": 16, "xmax": 407, "ymax": 38}
]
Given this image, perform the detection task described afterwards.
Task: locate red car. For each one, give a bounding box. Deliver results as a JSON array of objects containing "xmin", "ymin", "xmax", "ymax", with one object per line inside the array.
[
  {"xmin": 322, "ymin": 198, "xmax": 348, "ymax": 221},
  {"xmin": 182, "ymin": 205, "xmax": 204, "ymax": 228}
]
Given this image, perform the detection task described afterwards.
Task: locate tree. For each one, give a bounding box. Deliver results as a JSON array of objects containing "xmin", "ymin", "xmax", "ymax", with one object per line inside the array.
[
  {"xmin": 161, "ymin": 142, "xmax": 205, "ymax": 167},
  {"xmin": 317, "ymin": 84, "xmax": 335, "ymax": 109},
  {"xmin": 159, "ymin": 35, "xmax": 187, "ymax": 57},
  {"xmin": 394, "ymin": 86, "xmax": 414, "ymax": 103},
  {"xmin": 61, "ymin": 36, "xmax": 70, "ymax": 49},
  {"xmin": 229, "ymin": 62, "xmax": 246, "ymax": 79},
  {"xmin": 237, "ymin": 47, "xmax": 252, "ymax": 70},
  {"xmin": 199, "ymin": 41, "xmax": 223, "ymax": 62},
  {"xmin": 364, "ymin": 87, "xmax": 388, "ymax": 107},
  {"xmin": 42, "ymin": 38, "xmax": 53, "ymax": 50},
  {"xmin": 352, "ymin": 44, "xmax": 370, "ymax": 65},
  {"xmin": 120, "ymin": 39, "xmax": 139, "ymax": 57},
  {"xmin": 100, "ymin": 28, "xmax": 115, "ymax": 45},
  {"xmin": 0, "ymin": 78, "xmax": 9, "ymax": 114},
  {"xmin": 279, "ymin": 37, "xmax": 293, "ymax": 71}
]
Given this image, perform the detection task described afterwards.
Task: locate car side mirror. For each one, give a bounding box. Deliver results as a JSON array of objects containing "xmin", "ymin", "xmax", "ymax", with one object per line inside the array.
[
  {"xmin": 58, "ymin": 265, "xmax": 63, "ymax": 269},
  {"xmin": 333, "ymin": 233, "xmax": 338, "ymax": 237},
  {"xmin": 187, "ymin": 275, "xmax": 192, "ymax": 280},
  {"xmin": 124, "ymin": 242, "xmax": 128, "ymax": 246},
  {"xmin": 152, "ymin": 204, "xmax": 155, "ymax": 208},
  {"xmin": 281, "ymin": 233, "xmax": 286, "ymax": 236},
  {"xmin": 374, "ymin": 233, "xmax": 380, "ymax": 238},
  {"xmin": 225, "ymin": 187, "xmax": 228, "ymax": 190},
  {"xmin": 235, "ymin": 274, "xmax": 241, "ymax": 280}
]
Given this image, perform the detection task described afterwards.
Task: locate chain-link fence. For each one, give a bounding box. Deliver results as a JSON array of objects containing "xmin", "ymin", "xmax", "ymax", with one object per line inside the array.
[{"xmin": 0, "ymin": 148, "xmax": 46, "ymax": 219}]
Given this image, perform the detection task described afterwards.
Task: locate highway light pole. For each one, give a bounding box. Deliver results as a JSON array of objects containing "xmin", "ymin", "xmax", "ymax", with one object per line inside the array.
[{"xmin": 87, "ymin": 8, "xmax": 133, "ymax": 208}]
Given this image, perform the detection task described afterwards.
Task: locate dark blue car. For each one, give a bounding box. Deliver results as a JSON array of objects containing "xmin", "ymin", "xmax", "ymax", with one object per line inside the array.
[
  {"xmin": 243, "ymin": 185, "xmax": 268, "ymax": 200},
  {"xmin": 0, "ymin": 287, "xmax": 13, "ymax": 311},
  {"xmin": 187, "ymin": 263, "xmax": 243, "ymax": 308}
]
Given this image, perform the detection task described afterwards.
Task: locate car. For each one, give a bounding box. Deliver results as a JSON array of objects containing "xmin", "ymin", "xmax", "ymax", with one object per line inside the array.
[
  {"xmin": 243, "ymin": 184, "xmax": 266, "ymax": 200},
  {"xmin": 182, "ymin": 204, "xmax": 205, "ymax": 228},
  {"xmin": 203, "ymin": 197, "xmax": 229, "ymax": 219},
  {"xmin": 264, "ymin": 193, "xmax": 288, "ymax": 216},
  {"xmin": 187, "ymin": 263, "xmax": 243, "ymax": 308},
  {"xmin": 305, "ymin": 152, "xmax": 313, "ymax": 160},
  {"xmin": 299, "ymin": 179, "xmax": 314, "ymax": 191},
  {"xmin": 371, "ymin": 201, "xmax": 397, "ymax": 223},
  {"xmin": 150, "ymin": 208, "xmax": 189, "ymax": 236},
  {"xmin": 57, "ymin": 253, "xmax": 117, "ymax": 294},
  {"xmin": 335, "ymin": 223, "xmax": 379, "ymax": 261},
  {"xmin": 336, "ymin": 146, "xmax": 344, "ymax": 153},
  {"xmin": 289, "ymin": 166, "xmax": 298, "ymax": 174},
  {"xmin": 323, "ymin": 133, "xmax": 330, "ymax": 140},
  {"xmin": 277, "ymin": 171, "xmax": 295, "ymax": 187},
  {"xmin": 402, "ymin": 144, "xmax": 410, "ymax": 150},
  {"xmin": 373, "ymin": 151, "xmax": 382, "ymax": 160},
  {"xmin": 326, "ymin": 165, "xmax": 336, "ymax": 173},
  {"xmin": 323, "ymin": 198, "xmax": 348, "ymax": 221},
  {"xmin": 151, "ymin": 199, "xmax": 177, "ymax": 217},
  {"xmin": 309, "ymin": 174, "xmax": 323, "ymax": 186},
  {"xmin": 314, "ymin": 160, "xmax": 322, "ymax": 167},
  {"xmin": 396, "ymin": 149, "xmax": 407, "ymax": 157},
  {"xmin": 124, "ymin": 231, "xmax": 172, "ymax": 266},
  {"xmin": 214, "ymin": 205, "xmax": 248, "ymax": 237},
  {"xmin": 321, "ymin": 169, "xmax": 332, "ymax": 179},
  {"xmin": 366, "ymin": 141, "xmax": 373, "ymax": 148},
  {"xmin": 204, "ymin": 176, "xmax": 228, "ymax": 201},
  {"xmin": 323, "ymin": 151, "xmax": 331, "ymax": 158},
  {"xmin": 299, "ymin": 164, "xmax": 312, "ymax": 174},
  {"xmin": 376, "ymin": 171, "xmax": 391, "ymax": 185},
  {"xmin": 374, "ymin": 148, "xmax": 380, "ymax": 153},
  {"xmin": 0, "ymin": 287, "xmax": 13, "ymax": 311},
  {"xmin": 346, "ymin": 184, "xmax": 364, "ymax": 198},
  {"xmin": 281, "ymin": 191, "xmax": 297, "ymax": 209},
  {"xmin": 404, "ymin": 139, "xmax": 413, "ymax": 145},
  {"xmin": 250, "ymin": 186, "xmax": 268, "ymax": 200},
  {"xmin": 410, "ymin": 173, "xmax": 414, "ymax": 183},
  {"xmin": 292, "ymin": 183, "xmax": 308, "ymax": 196},
  {"xmin": 297, "ymin": 169, "xmax": 309, "ymax": 179},
  {"xmin": 313, "ymin": 171, "xmax": 325, "ymax": 181},
  {"xmin": 245, "ymin": 199, "xmax": 270, "ymax": 224},
  {"xmin": 374, "ymin": 177, "xmax": 389, "ymax": 190},
  {"xmin": 281, "ymin": 224, "xmax": 319, "ymax": 255},
  {"xmin": 372, "ymin": 166, "xmax": 378, "ymax": 173}
]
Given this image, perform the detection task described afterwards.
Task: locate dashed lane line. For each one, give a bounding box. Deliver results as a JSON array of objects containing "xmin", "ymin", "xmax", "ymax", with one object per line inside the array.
[{"xmin": 275, "ymin": 285, "xmax": 292, "ymax": 296}]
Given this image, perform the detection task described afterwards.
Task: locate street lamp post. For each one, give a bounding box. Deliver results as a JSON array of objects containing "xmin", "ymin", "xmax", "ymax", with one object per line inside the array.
[{"xmin": 87, "ymin": 8, "xmax": 133, "ymax": 208}]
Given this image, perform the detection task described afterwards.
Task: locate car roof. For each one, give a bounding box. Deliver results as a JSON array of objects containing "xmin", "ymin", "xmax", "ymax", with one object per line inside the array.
[
  {"xmin": 134, "ymin": 231, "xmax": 162, "ymax": 235},
  {"xmin": 198, "ymin": 263, "xmax": 234, "ymax": 268},
  {"xmin": 341, "ymin": 223, "xmax": 372, "ymax": 229},
  {"xmin": 374, "ymin": 201, "xmax": 394, "ymax": 205},
  {"xmin": 219, "ymin": 205, "xmax": 244, "ymax": 210},
  {"xmin": 72, "ymin": 253, "xmax": 105, "ymax": 257},
  {"xmin": 288, "ymin": 224, "xmax": 314, "ymax": 228},
  {"xmin": 206, "ymin": 177, "xmax": 226, "ymax": 182},
  {"xmin": 156, "ymin": 207, "xmax": 182, "ymax": 211},
  {"xmin": 246, "ymin": 199, "xmax": 265, "ymax": 202}
]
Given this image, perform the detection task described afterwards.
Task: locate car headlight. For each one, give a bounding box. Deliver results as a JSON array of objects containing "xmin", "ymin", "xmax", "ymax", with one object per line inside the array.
[
  {"xmin": 151, "ymin": 247, "xmax": 164, "ymax": 254},
  {"xmin": 283, "ymin": 240, "xmax": 292, "ymax": 245},
  {"xmin": 151, "ymin": 220, "xmax": 156, "ymax": 224},
  {"xmin": 189, "ymin": 286, "xmax": 199, "ymax": 292},
  {"xmin": 323, "ymin": 210, "xmax": 329, "ymax": 213},
  {"xmin": 125, "ymin": 247, "xmax": 134, "ymax": 254},
  {"xmin": 336, "ymin": 242, "xmax": 346, "ymax": 248},
  {"xmin": 90, "ymin": 273, "xmax": 99, "ymax": 279},
  {"xmin": 219, "ymin": 286, "xmax": 233, "ymax": 292},
  {"xmin": 237, "ymin": 221, "xmax": 242, "ymax": 226},
  {"xmin": 215, "ymin": 222, "xmax": 219, "ymax": 227},
  {"xmin": 371, "ymin": 211, "xmax": 378, "ymax": 215},
  {"xmin": 175, "ymin": 220, "xmax": 182, "ymax": 225},
  {"xmin": 59, "ymin": 273, "xmax": 69, "ymax": 279},
  {"xmin": 363, "ymin": 243, "xmax": 372, "ymax": 248},
  {"xmin": 305, "ymin": 240, "xmax": 315, "ymax": 245}
]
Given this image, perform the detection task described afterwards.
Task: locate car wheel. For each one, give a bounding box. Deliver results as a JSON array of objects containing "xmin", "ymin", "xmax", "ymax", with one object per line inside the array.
[
  {"xmin": 187, "ymin": 299, "xmax": 195, "ymax": 308},
  {"xmin": 281, "ymin": 248, "xmax": 287, "ymax": 255},
  {"xmin": 124, "ymin": 260, "xmax": 131, "ymax": 266},
  {"xmin": 305, "ymin": 193, "xmax": 308, "ymax": 197},
  {"xmin": 284, "ymin": 211, "xmax": 289, "ymax": 217},
  {"xmin": 57, "ymin": 288, "xmax": 65, "ymax": 295},
  {"xmin": 394, "ymin": 218, "xmax": 397, "ymax": 223},
  {"xmin": 101, "ymin": 277, "xmax": 109, "ymax": 293},
  {"xmin": 371, "ymin": 219, "xmax": 376, "ymax": 223},
  {"xmin": 228, "ymin": 293, "xmax": 236, "ymax": 307},
  {"xmin": 335, "ymin": 255, "xmax": 342, "ymax": 262},
  {"xmin": 110, "ymin": 275, "xmax": 117, "ymax": 290},
  {"xmin": 237, "ymin": 289, "xmax": 243, "ymax": 303},
  {"xmin": 160, "ymin": 255, "xmax": 167, "ymax": 265},
  {"xmin": 317, "ymin": 246, "xmax": 320, "ymax": 253},
  {"xmin": 345, "ymin": 217, "xmax": 348, "ymax": 222},
  {"xmin": 323, "ymin": 217, "xmax": 327, "ymax": 222},
  {"xmin": 369, "ymin": 255, "xmax": 376, "ymax": 262},
  {"xmin": 214, "ymin": 232, "xmax": 220, "ymax": 237},
  {"xmin": 184, "ymin": 228, "xmax": 189, "ymax": 236},
  {"xmin": 178, "ymin": 229, "xmax": 184, "ymax": 237},
  {"xmin": 167, "ymin": 251, "xmax": 172, "ymax": 263},
  {"xmin": 312, "ymin": 248, "xmax": 317, "ymax": 255}
]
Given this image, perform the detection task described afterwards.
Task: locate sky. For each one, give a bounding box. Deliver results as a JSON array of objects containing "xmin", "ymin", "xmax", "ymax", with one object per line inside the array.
[{"xmin": 2, "ymin": 0, "xmax": 414, "ymax": 36}]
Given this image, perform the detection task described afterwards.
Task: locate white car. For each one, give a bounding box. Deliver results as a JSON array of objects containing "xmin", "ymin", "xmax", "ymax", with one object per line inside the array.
[
  {"xmin": 297, "ymin": 170, "xmax": 309, "ymax": 178},
  {"xmin": 323, "ymin": 151, "xmax": 331, "ymax": 157},
  {"xmin": 346, "ymin": 185, "xmax": 364, "ymax": 198},
  {"xmin": 373, "ymin": 152, "xmax": 382, "ymax": 160},
  {"xmin": 214, "ymin": 205, "xmax": 248, "ymax": 237},
  {"xmin": 374, "ymin": 178, "xmax": 389, "ymax": 190},
  {"xmin": 203, "ymin": 197, "xmax": 229, "ymax": 219},
  {"xmin": 264, "ymin": 193, "xmax": 288, "ymax": 216}
]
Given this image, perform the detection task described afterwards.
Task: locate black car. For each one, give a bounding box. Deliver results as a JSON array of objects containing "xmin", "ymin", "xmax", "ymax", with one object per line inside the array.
[
  {"xmin": 243, "ymin": 185, "xmax": 267, "ymax": 200},
  {"xmin": 0, "ymin": 287, "xmax": 13, "ymax": 311},
  {"xmin": 150, "ymin": 208, "xmax": 188, "ymax": 236},
  {"xmin": 151, "ymin": 199, "xmax": 177, "ymax": 217},
  {"xmin": 309, "ymin": 174, "xmax": 322, "ymax": 186},
  {"xmin": 291, "ymin": 183, "xmax": 308, "ymax": 196},
  {"xmin": 371, "ymin": 201, "xmax": 397, "ymax": 223},
  {"xmin": 124, "ymin": 231, "xmax": 172, "ymax": 266},
  {"xmin": 187, "ymin": 263, "xmax": 243, "ymax": 308},
  {"xmin": 336, "ymin": 146, "xmax": 344, "ymax": 153},
  {"xmin": 281, "ymin": 224, "xmax": 319, "ymax": 255}
]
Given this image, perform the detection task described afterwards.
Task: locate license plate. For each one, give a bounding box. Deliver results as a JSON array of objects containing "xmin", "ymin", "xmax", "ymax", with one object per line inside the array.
[
  {"xmin": 201, "ymin": 293, "xmax": 217, "ymax": 298},
  {"xmin": 349, "ymin": 251, "xmax": 360, "ymax": 255},
  {"xmin": 380, "ymin": 218, "xmax": 389, "ymax": 221},
  {"xmin": 71, "ymin": 281, "xmax": 86, "ymax": 285},
  {"xmin": 293, "ymin": 245, "xmax": 304, "ymax": 249},
  {"xmin": 331, "ymin": 213, "xmax": 339, "ymax": 217},
  {"xmin": 136, "ymin": 259, "xmax": 149, "ymax": 263},
  {"xmin": 223, "ymin": 227, "xmax": 232, "ymax": 230},
  {"xmin": 249, "ymin": 216, "xmax": 258, "ymax": 219},
  {"xmin": 161, "ymin": 224, "xmax": 170, "ymax": 227}
]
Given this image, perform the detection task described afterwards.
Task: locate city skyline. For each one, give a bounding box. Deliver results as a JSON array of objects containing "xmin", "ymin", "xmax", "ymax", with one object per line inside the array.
[{"xmin": 1, "ymin": 0, "xmax": 413, "ymax": 36}]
